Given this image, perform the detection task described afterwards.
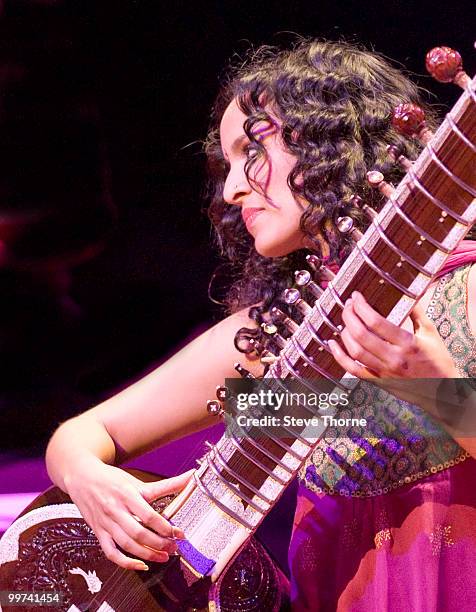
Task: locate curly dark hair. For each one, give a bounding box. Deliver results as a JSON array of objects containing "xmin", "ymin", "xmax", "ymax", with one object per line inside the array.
[{"xmin": 204, "ymin": 38, "xmax": 437, "ymax": 355}]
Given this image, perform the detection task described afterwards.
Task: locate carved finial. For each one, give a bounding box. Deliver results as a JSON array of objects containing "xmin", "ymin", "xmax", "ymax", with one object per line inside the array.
[
  {"xmin": 425, "ymin": 46, "xmax": 469, "ymax": 89},
  {"xmin": 391, "ymin": 103, "xmax": 433, "ymax": 144}
]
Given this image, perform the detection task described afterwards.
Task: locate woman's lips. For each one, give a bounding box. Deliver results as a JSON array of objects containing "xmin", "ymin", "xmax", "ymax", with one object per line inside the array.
[{"xmin": 242, "ymin": 207, "xmax": 265, "ymax": 229}]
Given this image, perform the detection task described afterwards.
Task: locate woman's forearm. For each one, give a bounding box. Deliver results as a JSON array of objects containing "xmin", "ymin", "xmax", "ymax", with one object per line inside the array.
[{"xmin": 45, "ymin": 415, "xmax": 117, "ymax": 493}]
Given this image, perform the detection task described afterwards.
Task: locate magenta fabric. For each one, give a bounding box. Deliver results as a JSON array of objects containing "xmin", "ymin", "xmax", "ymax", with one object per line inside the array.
[
  {"xmin": 289, "ymin": 457, "xmax": 476, "ymax": 611},
  {"xmin": 436, "ymin": 240, "xmax": 476, "ymax": 278}
]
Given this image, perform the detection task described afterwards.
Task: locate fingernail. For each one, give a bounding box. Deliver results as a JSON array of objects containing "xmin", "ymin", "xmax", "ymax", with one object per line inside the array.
[
  {"xmin": 136, "ymin": 562, "xmax": 149, "ymax": 571},
  {"xmin": 345, "ymin": 298, "xmax": 352, "ymax": 307},
  {"xmin": 172, "ymin": 526, "xmax": 186, "ymax": 540},
  {"xmin": 351, "ymin": 291, "xmax": 361, "ymax": 300}
]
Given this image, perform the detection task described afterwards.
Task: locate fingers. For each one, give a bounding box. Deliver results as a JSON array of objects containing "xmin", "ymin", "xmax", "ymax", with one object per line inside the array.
[
  {"xmin": 125, "ymin": 493, "xmax": 183, "ymax": 541},
  {"xmin": 340, "ymin": 298, "xmax": 389, "ymax": 372},
  {"xmin": 95, "ymin": 495, "xmax": 180, "ymax": 570},
  {"xmin": 97, "ymin": 531, "xmax": 151, "ymax": 571},
  {"xmin": 409, "ymin": 301, "xmax": 432, "ymax": 333},
  {"xmin": 328, "ymin": 339, "xmax": 376, "ymax": 380},
  {"xmin": 120, "ymin": 512, "xmax": 179, "ymax": 554},
  {"xmin": 330, "ymin": 292, "xmax": 417, "ymax": 377},
  {"xmin": 74, "ymin": 467, "xmax": 193, "ymax": 571},
  {"xmin": 126, "ymin": 472, "xmax": 194, "ymax": 540},
  {"xmin": 350, "ymin": 292, "xmax": 411, "ymax": 346},
  {"xmin": 109, "ymin": 519, "xmax": 174, "ymax": 563},
  {"xmin": 141, "ymin": 469, "xmax": 194, "ymax": 503}
]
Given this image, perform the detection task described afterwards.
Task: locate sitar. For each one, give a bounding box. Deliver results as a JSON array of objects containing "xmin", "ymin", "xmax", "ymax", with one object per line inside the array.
[{"xmin": 1, "ymin": 45, "xmax": 476, "ymax": 612}]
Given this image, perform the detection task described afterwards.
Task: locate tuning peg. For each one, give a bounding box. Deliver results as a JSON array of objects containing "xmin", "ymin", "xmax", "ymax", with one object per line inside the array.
[
  {"xmin": 305, "ymin": 254, "xmax": 336, "ymax": 283},
  {"xmin": 216, "ymin": 385, "xmax": 231, "ymax": 401},
  {"xmin": 248, "ymin": 337, "xmax": 265, "ymax": 356},
  {"xmin": 425, "ymin": 46, "xmax": 470, "ymax": 89},
  {"xmin": 350, "ymin": 194, "xmax": 378, "ymax": 222},
  {"xmin": 261, "ymin": 322, "xmax": 287, "ymax": 349},
  {"xmin": 351, "ymin": 194, "xmax": 378, "ymax": 221},
  {"xmin": 386, "ymin": 145, "xmax": 413, "ymax": 171},
  {"xmin": 367, "ymin": 171, "xmax": 396, "ymax": 198},
  {"xmin": 207, "ymin": 399, "xmax": 224, "ymax": 417},
  {"xmin": 270, "ymin": 306, "xmax": 299, "ymax": 333},
  {"xmin": 336, "ymin": 216, "xmax": 363, "ymax": 241},
  {"xmin": 260, "ymin": 349, "xmax": 279, "ymax": 365},
  {"xmin": 391, "ymin": 103, "xmax": 434, "ymax": 145},
  {"xmin": 294, "ymin": 269, "xmax": 323, "ymax": 300},
  {"xmin": 283, "ymin": 287, "xmax": 313, "ymax": 316},
  {"xmin": 305, "ymin": 253, "xmax": 322, "ymax": 274},
  {"xmin": 234, "ymin": 362, "xmax": 255, "ymax": 379}
]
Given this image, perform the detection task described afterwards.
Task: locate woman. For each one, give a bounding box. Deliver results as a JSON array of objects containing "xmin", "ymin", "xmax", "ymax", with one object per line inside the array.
[{"xmin": 46, "ymin": 39, "xmax": 476, "ymax": 609}]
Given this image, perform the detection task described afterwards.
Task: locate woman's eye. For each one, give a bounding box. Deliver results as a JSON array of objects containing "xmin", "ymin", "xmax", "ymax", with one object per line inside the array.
[{"xmin": 244, "ymin": 144, "xmax": 260, "ymax": 159}]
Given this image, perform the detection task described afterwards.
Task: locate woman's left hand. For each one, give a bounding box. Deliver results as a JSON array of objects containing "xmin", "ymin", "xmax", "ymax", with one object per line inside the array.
[{"xmin": 327, "ymin": 291, "xmax": 459, "ymax": 381}]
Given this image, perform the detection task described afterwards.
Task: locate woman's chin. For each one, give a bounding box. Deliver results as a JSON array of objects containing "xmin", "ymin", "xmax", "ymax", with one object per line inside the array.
[
  {"xmin": 254, "ymin": 241, "xmax": 294, "ymax": 258},
  {"xmin": 254, "ymin": 235, "xmax": 303, "ymax": 258}
]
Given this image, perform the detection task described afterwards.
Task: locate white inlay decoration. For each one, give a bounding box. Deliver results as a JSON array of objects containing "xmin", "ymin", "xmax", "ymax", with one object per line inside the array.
[
  {"xmin": 97, "ymin": 603, "xmax": 116, "ymax": 612},
  {"xmin": 69, "ymin": 567, "xmax": 102, "ymax": 593},
  {"xmin": 0, "ymin": 503, "xmax": 82, "ymax": 564}
]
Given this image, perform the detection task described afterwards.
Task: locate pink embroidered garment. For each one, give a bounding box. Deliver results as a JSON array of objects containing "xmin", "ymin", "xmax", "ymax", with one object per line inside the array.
[{"xmin": 289, "ymin": 254, "xmax": 476, "ymax": 611}]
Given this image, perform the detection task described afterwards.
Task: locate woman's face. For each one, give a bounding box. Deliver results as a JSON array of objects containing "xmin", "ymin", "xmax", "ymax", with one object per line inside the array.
[{"xmin": 219, "ymin": 99, "xmax": 307, "ymax": 258}]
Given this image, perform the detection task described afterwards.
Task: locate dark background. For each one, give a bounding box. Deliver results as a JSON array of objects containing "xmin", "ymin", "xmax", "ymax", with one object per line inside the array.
[{"xmin": 1, "ymin": 0, "xmax": 475, "ymax": 451}]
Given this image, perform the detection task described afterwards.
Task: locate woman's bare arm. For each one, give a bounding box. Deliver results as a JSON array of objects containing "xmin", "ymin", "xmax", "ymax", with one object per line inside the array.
[{"xmin": 45, "ymin": 307, "xmax": 264, "ymax": 569}]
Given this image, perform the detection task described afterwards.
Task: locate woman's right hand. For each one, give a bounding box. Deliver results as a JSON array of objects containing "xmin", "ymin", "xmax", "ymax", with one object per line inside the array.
[{"xmin": 64, "ymin": 459, "xmax": 193, "ymax": 571}]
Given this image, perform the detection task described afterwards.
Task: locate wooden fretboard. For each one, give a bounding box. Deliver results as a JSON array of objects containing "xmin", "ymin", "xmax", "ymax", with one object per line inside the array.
[{"xmin": 192, "ymin": 74, "xmax": 476, "ymax": 534}]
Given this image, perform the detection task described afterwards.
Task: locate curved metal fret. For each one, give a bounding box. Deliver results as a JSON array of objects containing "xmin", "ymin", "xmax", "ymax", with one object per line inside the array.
[
  {"xmin": 355, "ymin": 241, "xmax": 419, "ymax": 299},
  {"xmin": 260, "ymin": 423, "xmax": 306, "ymax": 460},
  {"xmin": 327, "ymin": 281, "xmax": 345, "ymax": 308},
  {"xmin": 282, "ymin": 352, "xmax": 335, "ymax": 395},
  {"xmin": 238, "ymin": 433, "xmax": 295, "ymax": 475},
  {"xmin": 268, "ymin": 413, "xmax": 314, "ymax": 447},
  {"xmin": 370, "ymin": 216, "xmax": 433, "ymax": 277},
  {"xmin": 211, "ymin": 444, "xmax": 274, "ymax": 504},
  {"xmin": 388, "ymin": 196, "xmax": 452, "ymax": 253},
  {"xmin": 303, "ymin": 318, "xmax": 331, "ymax": 353},
  {"xmin": 229, "ymin": 435, "xmax": 288, "ymax": 485},
  {"xmin": 315, "ymin": 299, "xmax": 341, "ymax": 333},
  {"xmin": 447, "ymin": 114, "xmax": 476, "ymax": 154},
  {"xmin": 465, "ymin": 80, "xmax": 476, "ymax": 105},
  {"xmin": 291, "ymin": 336, "xmax": 347, "ymax": 390},
  {"xmin": 427, "ymin": 142, "xmax": 476, "ymax": 199},
  {"xmin": 408, "ymin": 165, "xmax": 471, "ymax": 225},
  {"xmin": 205, "ymin": 453, "xmax": 266, "ymax": 513},
  {"xmin": 193, "ymin": 471, "xmax": 254, "ymax": 530}
]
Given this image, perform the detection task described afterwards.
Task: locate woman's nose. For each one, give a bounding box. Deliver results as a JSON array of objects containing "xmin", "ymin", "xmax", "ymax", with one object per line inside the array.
[{"xmin": 223, "ymin": 167, "xmax": 251, "ymax": 206}]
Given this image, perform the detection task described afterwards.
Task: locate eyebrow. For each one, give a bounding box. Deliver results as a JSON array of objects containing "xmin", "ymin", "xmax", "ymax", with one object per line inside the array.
[
  {"xmin": 223, "ymin": 134, "xmax": 248, "ymax": 161},
  {"xmin": 222, "ymin": 124, "xmax": 276, "ymax": 160}
]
